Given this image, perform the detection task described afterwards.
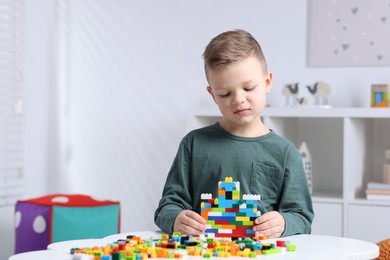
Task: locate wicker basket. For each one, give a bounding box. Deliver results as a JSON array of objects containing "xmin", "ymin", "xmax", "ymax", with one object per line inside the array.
[{"xmin": 376, "ymin": 239, "xmax": 390, "ymax": 260}]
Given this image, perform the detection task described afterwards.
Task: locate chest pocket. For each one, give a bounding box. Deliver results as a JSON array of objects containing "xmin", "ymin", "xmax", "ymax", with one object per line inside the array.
[{"xmin": 250, "ymin": 163, "xmax": 283, "ymax": 200}]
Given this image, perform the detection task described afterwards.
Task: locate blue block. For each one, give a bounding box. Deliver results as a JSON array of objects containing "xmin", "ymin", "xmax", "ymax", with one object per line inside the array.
[
  {"xmin": 221, "ymin": 182, "xmax": 236, "ymax": 191},
  {"xmin": 209, "ymin": 216, "xmax": 236, "ymax": 221},
  {"xmin": 221, "ymin": 212, "xmax": 237, "ymax": 217},
  {"xmin": 205, "ymin": 229, "xmax": 218, "ymax": 233},
  {"xmin": 246, "ymin": 230, "xmax": 255, "ymax": 234}
]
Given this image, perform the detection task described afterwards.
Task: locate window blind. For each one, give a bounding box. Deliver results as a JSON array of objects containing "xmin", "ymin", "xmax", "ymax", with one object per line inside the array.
[{"xmin": 0, "ymin": 0, "xmax": 24, "ymax": 206}]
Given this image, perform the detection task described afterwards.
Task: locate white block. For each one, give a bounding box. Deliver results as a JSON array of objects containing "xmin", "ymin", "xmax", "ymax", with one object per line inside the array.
[{"xmin": 201, "ymin": 193, "xmax": 212, "ymax": 200}]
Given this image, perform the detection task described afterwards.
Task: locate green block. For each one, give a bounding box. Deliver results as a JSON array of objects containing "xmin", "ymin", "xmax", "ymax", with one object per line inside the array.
[
  {"xmin": 211, "ymin": 208, "xmax": 225, "ymax": 212},
  {"xmin": 206, "ymin": 220, "xmax": 215, "ymax": 225},
  {"xmin": 286, "ymin": 243, "xmax": 297, "ymax": 251},
  {"xmin": 206, "ymin": 238, "xmax": 214, "ymax": 244},
  {"xmin": 203, "ymin": 252, "xmax": 212, "ymax": 258},
  {"xmin": 262, "ymin": 248, "xmax": 280, "ymax": 255}
]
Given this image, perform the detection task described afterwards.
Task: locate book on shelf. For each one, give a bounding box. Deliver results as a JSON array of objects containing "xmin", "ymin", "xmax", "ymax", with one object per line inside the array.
[
  {"xmin": 365, "ymin": 182, "xmax": 390, "ymax": 200},
  {"xmin": 367, "ymin": 182, "xmax": 390, "ymax": 190},
  {"xmin": 366, "ymin": 194, "xmax": 390, "ymax": 201},
  {"xmin": 365, "ymin": 189, "xmax": 390, "ymax": 195}
]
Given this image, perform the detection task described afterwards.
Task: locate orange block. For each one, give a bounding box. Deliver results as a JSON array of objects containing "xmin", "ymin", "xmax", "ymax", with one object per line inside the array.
[
  {"xmin": 220, "ymin": 224, "xmax": 237, "ymax": 229},
  {"xmin": 155, "ymin": 248, "xmax": 168, "ymax": 258}
]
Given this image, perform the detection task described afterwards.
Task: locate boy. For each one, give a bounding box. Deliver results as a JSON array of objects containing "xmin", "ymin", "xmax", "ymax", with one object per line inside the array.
[{"xmin": 154, "ymin": 29, "xmax": 314, "ymax": 238}]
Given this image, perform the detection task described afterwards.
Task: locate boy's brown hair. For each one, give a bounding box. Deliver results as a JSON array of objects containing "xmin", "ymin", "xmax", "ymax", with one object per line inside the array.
[{"xmin": 202, "ymin": 29, "xmax": 267, "ymax": 81}]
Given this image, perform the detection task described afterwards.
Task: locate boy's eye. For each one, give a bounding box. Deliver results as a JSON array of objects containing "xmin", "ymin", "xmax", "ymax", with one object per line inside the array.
[
  {"xmin": 218, "ymin": 93, "xmax": 230, "ymax": 97},
  {"xmin": 244, "ymin": 86, "xmax": 257, "ymax": 91}
]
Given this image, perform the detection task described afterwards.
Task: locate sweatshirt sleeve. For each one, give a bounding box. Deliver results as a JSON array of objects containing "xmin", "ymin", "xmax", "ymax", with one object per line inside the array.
[
  {"xmin": 279, "ymin": 144, "xmax": 314, "ymax": 236},
  {"xmin": 154, "ymin": 137, "xmax": 193, "ymax": 234}
]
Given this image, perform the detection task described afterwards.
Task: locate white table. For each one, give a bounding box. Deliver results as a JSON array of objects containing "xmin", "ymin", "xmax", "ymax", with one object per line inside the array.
[
  {"xmin": 280, "ymin": 234, "xmax": 379, "ymax": 259},
  {"xmin": 9, "ymin": 250, "xmax": 74, "ymax": 260},
  {"xmin": 9, "ymin": 231, "xmax": 379, "ymax": 260},
  {"xmin": 47, "ymin": 238, "xmax": 108, "ymax": 254},
  {"xmin": 102, "ymin": 231, "xmax": 379, "ymax": 259}
]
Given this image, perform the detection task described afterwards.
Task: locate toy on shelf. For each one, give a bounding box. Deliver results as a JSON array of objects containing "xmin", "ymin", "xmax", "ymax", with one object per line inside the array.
[
  {"xmin": 306, "ymin": 81, "xmax": 332, "ymax": 108},
  {"xmin": 70, "ymin": 233, "xmax": 297, "ymax": 259},
  {"xmin": 384, "ymin": 145, "xmax": 390, "ymax": 184},
  {"xmin": 200, "ymin": 177, "xmax": 260, "ymax": 238},
  {"xmin": 371, "ymin": 84, "xmax": 389, "ymax": 108},
  {"xmin": 299, "ymin": 142, "xmax": 313, "ymax": 195},
  {"xmin": 282, "ymin": 82, "xmax": 299, "ymax": 107}
]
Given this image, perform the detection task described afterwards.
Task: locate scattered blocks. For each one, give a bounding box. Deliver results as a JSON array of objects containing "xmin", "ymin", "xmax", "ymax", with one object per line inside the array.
[{"xmin": 70, "ymin": 233, "xmax": 297, "ymax": 259}]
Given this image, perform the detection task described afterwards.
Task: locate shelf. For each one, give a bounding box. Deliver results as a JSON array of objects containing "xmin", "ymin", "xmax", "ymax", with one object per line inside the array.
[
  {"xmin": 347, "ymin": 198, "xmax": 390, "ymax": 207},
  {"xmin": 192, "ymin": 107, "xmax": 390, "ymax": 118},
  {"xmin": 312, "ymin": 193, "xmax": 343, "ymax": 204},
  {"xmin": 189, "ymin": 106, "xmax": 390, "ymax": 241},
  {"xmin": 263, "ymin": 107, "xmax": 390, "ymax": 118}
]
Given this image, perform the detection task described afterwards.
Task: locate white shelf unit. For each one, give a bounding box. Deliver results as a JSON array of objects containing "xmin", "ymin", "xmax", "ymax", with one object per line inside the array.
[{"xmin": 187, "ymin": 107, "xmax": 390, "ymax": 243}]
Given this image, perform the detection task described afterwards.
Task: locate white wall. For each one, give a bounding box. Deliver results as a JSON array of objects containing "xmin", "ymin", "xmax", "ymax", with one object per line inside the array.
[
  {"xmin": 2, "ymin": 0, "xmax": 390, "ymax": 259},
  {"xmin": 57, "ymin": 0, "xmax": 390, "ymax": 234}
]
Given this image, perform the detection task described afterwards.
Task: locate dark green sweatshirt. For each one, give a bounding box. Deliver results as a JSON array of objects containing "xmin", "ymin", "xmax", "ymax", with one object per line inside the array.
[{"xmin": 154, "ymin": 123, "xmax": 314, "ymax": 236}]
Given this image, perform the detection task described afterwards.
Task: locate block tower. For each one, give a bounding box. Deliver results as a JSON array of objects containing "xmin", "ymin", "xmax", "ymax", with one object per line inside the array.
[{"xmin": 200, "ymin": 177, "xmax": 261, "ymax": 238}]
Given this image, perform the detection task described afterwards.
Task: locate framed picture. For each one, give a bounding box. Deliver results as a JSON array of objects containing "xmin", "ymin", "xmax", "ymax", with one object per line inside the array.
[{"xmin": 308, "ymin": 0, "xmax": 390, "ymax": 67}]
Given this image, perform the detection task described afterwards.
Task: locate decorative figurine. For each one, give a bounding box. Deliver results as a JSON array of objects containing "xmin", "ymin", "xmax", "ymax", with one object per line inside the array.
[
  {"xmin": 282, "ymin": 82, "xmax": 299, "ymax": 107},
  {"xmin": 306, "ymin": 81, "xmax": 332, "ymax": 108}
]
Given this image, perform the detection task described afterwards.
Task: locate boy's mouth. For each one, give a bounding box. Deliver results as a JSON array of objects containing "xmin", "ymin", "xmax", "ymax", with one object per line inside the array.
[{"xmin": 234, "ymin": 108, "xmax": 250, "ymax": 114}]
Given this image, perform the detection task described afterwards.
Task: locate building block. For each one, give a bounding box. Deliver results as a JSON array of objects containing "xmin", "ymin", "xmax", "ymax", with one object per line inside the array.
[
  {"xmin": 200, "ymin": 177, "xmax": 261, "ymax": 238},
  {"xmin": 286, "ymin": 243, "xmax": 297, "ymax": 252},
  {"xmin": 14, "ymin": 194, "xmax": 120, "ymax": 254}
]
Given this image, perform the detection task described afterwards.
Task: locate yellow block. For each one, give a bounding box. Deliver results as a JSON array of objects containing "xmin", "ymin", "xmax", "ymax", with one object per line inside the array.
[{"xmin": 236, "ymin": 216, "xmax": 250, "ymax": 222}]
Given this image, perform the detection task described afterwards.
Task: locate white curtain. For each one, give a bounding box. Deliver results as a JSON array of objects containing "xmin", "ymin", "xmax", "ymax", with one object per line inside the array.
[{"xmin": 0, "ymin": 0, "xmax": 24, "ymax": 207}]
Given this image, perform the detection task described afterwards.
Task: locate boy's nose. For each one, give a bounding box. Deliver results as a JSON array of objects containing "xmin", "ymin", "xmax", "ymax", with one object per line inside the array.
[{"xmin": 233, "ymin": 92, "xmax": 246, "ymax": 104}]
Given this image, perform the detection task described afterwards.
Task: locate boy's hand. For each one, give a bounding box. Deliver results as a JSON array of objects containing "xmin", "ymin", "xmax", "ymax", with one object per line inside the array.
[
  {"xmin": 253, "ymin": 211, "xmax": 285, "ymax": 238},
  {"xmin": 173, "ymin": 210, "xmax": 206, "ymax": 236}
]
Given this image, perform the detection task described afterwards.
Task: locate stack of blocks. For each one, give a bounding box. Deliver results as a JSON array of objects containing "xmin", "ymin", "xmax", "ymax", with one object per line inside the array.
[
  {"xmin": 14, "ymin": 194, "xmax": 120, "ymax": 254},
  {"xmin": 200, "ymin": 177, "xmax": 261, "ymax": 238}
]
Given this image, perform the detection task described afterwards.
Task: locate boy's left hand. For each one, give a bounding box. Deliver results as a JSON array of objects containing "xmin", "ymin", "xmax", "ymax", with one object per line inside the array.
[{"xmin": 253, "ymin": 211, "xmax": 285, "ymax": 238}]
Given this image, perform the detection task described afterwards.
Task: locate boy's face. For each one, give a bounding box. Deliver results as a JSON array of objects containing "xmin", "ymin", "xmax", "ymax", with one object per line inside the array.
[{"xmin": 206, "ymin": 55, "xmax": 272, "ymax": 129}]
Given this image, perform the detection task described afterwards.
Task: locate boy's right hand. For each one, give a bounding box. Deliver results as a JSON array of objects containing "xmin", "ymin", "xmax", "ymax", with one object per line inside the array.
[{"xmin": 173, "ymin": 210, "xmax": 206, "ymax": 236}]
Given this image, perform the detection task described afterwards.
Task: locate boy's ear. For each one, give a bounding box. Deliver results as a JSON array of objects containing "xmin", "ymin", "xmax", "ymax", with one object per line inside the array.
[
  {"xmin": 207, "ymin": 86, "xmax": 216, "ymax": 101},
  {"xmin": 265, "ymin": 72, "xmax": 273, "ymax": 94}
]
